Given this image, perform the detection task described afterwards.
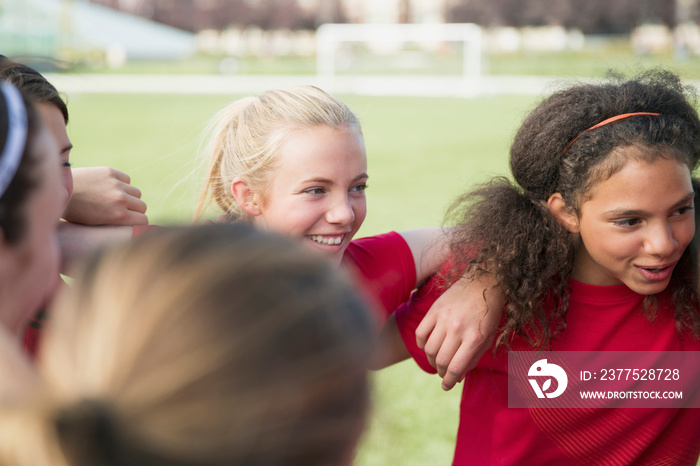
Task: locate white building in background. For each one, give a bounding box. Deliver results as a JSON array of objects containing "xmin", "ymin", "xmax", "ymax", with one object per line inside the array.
[{"xmin": 0, "ymin": 0, "xmax": 196, "ymax": 66}]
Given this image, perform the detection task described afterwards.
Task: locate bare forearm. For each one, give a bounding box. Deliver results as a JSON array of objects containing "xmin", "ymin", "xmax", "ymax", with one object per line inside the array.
[
  {"xmin": 58, "ymin": 222, "xmax": 133, "ymax": 275},
  {"xmin": 370, "ymin": 315, "xmax": 410, "ymax": 370},
  {"xmin": 398, "ymin": 227, "xmax": 451, "ymax": 287}
]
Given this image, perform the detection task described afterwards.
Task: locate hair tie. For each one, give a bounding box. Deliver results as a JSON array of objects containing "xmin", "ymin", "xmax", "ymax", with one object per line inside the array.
[
  {"xmin": 561, "ymin": 112, "xmax": 661, "ymax": 157},
  {"xmin": 55, "ymin": 400, "xmax": 123, "ymax": 466},
  {"xmin": 0, "ymin": 82, "xmax": 27, "ymax": 198}
]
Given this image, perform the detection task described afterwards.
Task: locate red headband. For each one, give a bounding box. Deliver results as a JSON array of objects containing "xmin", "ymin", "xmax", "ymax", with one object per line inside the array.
[{"xmin": 561, "ymin": 112, "xmax": 661, "ymax": 156}]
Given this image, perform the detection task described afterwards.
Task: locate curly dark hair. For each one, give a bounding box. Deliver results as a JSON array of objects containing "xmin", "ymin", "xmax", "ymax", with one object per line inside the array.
[{"xmin": 448, "ymin": 70, "xmax": 700, "ymax": 349}]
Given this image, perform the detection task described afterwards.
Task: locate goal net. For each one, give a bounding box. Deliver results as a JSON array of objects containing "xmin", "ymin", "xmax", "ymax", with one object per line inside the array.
[{"xmin": 316, "ymin": 23, "xmax": 482, "ymax": 96}]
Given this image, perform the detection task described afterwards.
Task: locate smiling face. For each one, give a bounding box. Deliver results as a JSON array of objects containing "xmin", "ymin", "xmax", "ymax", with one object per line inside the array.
[
  {"xmin": 36, "ymin": 102, "xmax": 72, "ymax": 206},
  {"xmin": 250, "ymin": 125, "xmax": 368, "ymax": 266},
  {"xmin": 568, "ymin": 155, "xmax": 694, "ymax": 295}
]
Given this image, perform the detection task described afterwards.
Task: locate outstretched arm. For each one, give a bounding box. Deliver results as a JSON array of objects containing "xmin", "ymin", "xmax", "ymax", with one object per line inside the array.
[
  {"xmin": 63, "ymin": 166, "xmax": 148, "ymax": 226},
  {"xmin": 416, "ymin": 274, "xmax": 504, "ymax": 390}
]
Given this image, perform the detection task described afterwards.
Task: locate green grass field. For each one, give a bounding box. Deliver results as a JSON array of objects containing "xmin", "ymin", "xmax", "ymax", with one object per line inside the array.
[{"xmin": 64, "ymin": 90, "xmax": 699, "ymax": 465}]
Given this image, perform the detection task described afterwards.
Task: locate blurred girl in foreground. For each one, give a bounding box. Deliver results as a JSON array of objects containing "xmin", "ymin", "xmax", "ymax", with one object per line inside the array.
[{"xmin": 0, "ymin": 223, "xmax": 375, "ymax": 466}]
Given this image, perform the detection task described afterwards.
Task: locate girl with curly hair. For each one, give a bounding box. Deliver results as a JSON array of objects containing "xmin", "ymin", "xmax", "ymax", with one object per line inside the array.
[{"xmin": 381, "ymin": 70, "xmax": 700, "ymax": 465}]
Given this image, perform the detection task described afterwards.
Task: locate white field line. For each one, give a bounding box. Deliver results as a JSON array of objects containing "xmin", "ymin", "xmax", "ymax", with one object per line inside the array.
[
  {"xmin": 43, "ymin": 73, "xmax": 646, "ymax": 98},
  {"xmin": 44, "ymin": 73, "xmax": 700, "ymax": 98}
]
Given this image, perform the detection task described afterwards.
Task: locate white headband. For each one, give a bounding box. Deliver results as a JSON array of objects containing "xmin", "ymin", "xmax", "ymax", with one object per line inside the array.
[{"xmin": 0, "ymin": 82, "xmax": 27, "ymax": 198}]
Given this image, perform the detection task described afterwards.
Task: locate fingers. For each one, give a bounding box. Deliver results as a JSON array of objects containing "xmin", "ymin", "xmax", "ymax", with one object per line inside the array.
[
  {"xmin": 124, "ymin": 191, "xmax": 147, "ymax": 214},
  {"xmin": 114, "ymin": 172, "xmax": 147, "ymax": 218},
  {"xmin": 107, "ymin": 167, "xmax": 131, "ymax": 184},
  {"xmin": 65, "ymin": 166, "xmax": 149, "ymax": 226},
  {"xmin": 433, "ymin": 332, "xmax": 463, "ymax": 378},
  {"xmin": 415, "ymin": 310, "xmax": 438, "ymax": 350},
  {"xmin": 416, "ymin": 274, "xmax": 506, "ymax": 392},
  {"xmin": 441, "ymin": 346, "xmax": 472, "ymax": 391},
  {"xmin": 108, "ymin": 194, "xmax": 148, "ymax": 225},
  {"xmin": 422, "ymin": 323, "xmax": 445, "ymax": 370},
  {"xmin": 121, "ymin": 181, "xmax": 142, "ymax": 200},
  {"xmin": 440, "ymin": 333, "xmax": 492, "ymax": 391},
  {"xmin": 122, "ymin": 210, "xmax": 149, "ymax": 225},
  {"xmin": 109, "ymin": 178, "xmax": 147, "ymax": 224}
]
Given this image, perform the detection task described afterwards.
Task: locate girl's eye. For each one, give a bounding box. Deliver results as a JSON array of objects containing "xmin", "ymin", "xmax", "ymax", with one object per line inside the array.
[
  {"xmin": 62, "ymin": 161, "xmax": 71, "ymax": 168},
  {"xmin": 304, "ymin": 187, "xmax": 325, "ymax": 195},
  {"xmin": 613, "ymin": 218, "xmax": 640, "ymax": 227},
  {"xmin": 351, "ymin": 183, "xmax": 368, "ymax": 193},
  {"xmin": 675, "ymin": 204, "xmax": 694, "ymax": 216}
]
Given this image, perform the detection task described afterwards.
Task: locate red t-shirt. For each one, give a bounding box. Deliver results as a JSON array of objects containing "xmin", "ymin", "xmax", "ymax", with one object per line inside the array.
[
  {"xmin": 24, "ymin": 279, "xmax": 69, "ymax": 358},
  {"xmin": 23, "ymin": 310, "xmax": 45, "ymax": 357},
  {"xmin": 343, "ymin": 231, "xmax": 416, "ymax": 324},
  {"xmin": 397, "ymin": 276, "xmax": 700, "ymax": 465}
]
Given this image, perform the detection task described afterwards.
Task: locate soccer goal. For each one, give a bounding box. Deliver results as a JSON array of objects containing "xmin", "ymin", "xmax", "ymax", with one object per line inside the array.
[{"xmin": 316, "ymin": 23, "xmax": 482, "ymax": 96}]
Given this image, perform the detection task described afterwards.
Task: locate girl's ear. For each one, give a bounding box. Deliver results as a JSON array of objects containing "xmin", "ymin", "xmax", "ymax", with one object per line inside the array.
[
  {"xmin": 231, "ymin": 177, "xmax": 262, "ymax": 217},
  {"xmin": 546, "ymin": 193, "xmax": 580, "ymax": 233}
]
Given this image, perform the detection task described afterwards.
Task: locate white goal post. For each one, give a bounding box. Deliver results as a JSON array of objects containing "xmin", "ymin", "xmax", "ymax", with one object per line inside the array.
[{"xmin": 316, "ymin": 23, "xmax": 482, "ymax": 82}]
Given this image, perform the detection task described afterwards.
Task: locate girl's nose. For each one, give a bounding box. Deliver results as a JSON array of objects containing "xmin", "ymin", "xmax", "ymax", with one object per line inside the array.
[
  {"xmin": 644, "ymin": 221, "xmax": 678, "ymax": 257},
  {"xmin": 325, "ymin": 195, "xmax": 355, "ymax": 226}
]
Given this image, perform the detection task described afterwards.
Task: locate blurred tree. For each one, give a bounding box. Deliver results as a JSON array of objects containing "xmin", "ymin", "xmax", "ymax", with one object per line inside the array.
[
  {"xmin": 446, "ymin": 0, "xmax": 678, "ymax": 33},
  {"xmin": 399, "ymin": 0, "xmax": 412, "ymax": 24},
  {"xmin": 316, "ymin": 0, "xmax": 347, "ymax": 27},
  {"xmin": 91, "ymin": 0, "xmax": 119, "ymax": 8},
  {"xmin": 676, "ymin": 0, "xmax": 700, "ymax": 24},
  {"xmin": 251, "ymin": 0, "xmax": 305, "ymax": 29},
  {"xmin": 85, "ymin": 0, "xmax": 339, "ymax": 31}
]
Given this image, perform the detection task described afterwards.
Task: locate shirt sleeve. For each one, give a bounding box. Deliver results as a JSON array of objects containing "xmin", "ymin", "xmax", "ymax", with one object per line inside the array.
[
  {"xmin": 394, "ymin": 273, "xmax": 447, "ymax": 374},
  {"xmin": 344, "ymin": 231, "xmax": 417, "ymax": 321}
]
